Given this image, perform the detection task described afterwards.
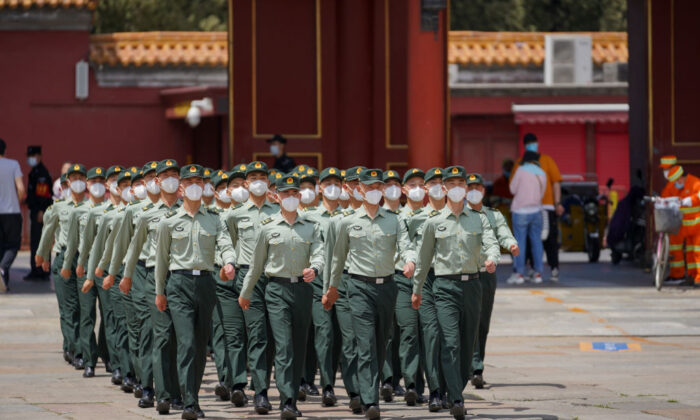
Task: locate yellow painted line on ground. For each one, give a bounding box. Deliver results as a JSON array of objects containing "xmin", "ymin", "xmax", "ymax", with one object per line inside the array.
[
  {"xmin": 529, "ymin": 290, "xmax": 546, "ymax": 295},
  {"xmin": 568, "ymin": 307, "xmax": 588, "ymax": 313},
  {"xmin": 544, "ymin": 296, "xmax": 563, "ymax": 303}
]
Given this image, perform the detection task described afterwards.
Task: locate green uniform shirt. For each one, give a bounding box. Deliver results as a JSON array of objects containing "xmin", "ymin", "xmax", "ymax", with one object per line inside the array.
[
  {"xmin": 300, "ymin": 204, "xmax": 343, "ymax": 282},
  {"xmin": 86, "ymin": 203, "xmax": 123, "ymax": 281},
  {"xmin": 108, "ymin": 199, "xmax": 155, "ymax": 275},
  {"xmin": 36, "ymin": 200, "xmax": 61, "ymax": 256},
  {"xmin": 62, "ymin": 199, "xmax": 107, "ymax": 270},
  {"xmin": 36, "ymin": 198, "xmax": 86, "ymax": 260},
  {"xmin": 468, "ymin": 204, "xmax": 517, "ymax": 266},
  {"xmin": 329, "ymin": 206, "xmax": 416, "ymax": 289},
  {"xmin": 100, "ymin": 200, "xmax": 143, "ymax": 273},
  {"xmin": 240, "ymin": 213, "xmax": 325, "ymax": 300},
  {"xmin": 413, "ymin": 206, "xmax": 500, "ymax": 295},
  {"xmin": 224, "ymin": 201, "xmax": 280, "ymax": 266},
  {"xmin": 154, "ymin": 206, "xmax": 237, "ymax": 295},
  {"xmin": 75, "ymin": 201, "xmax": 111, "ymax": 268},
  {"xmin": 123, "ymin": 200, "xmax": 181, "ymax": 279}
]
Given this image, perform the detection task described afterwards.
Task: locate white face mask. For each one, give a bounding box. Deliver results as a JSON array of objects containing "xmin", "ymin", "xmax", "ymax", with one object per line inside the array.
[
  {"xmin": 89, "ymin": 183, "xmax": 105, "ymax": 198},
  {"xmin": 133, "ymin": 184, "xmax": 148, "ymax": 200},
  {"xmin": 203, "ymin": 183, "xmax": 215, "ymax": 197},
  {"xmin": 27, "ymin": 157, "xmax": 38, "ymax": 167},
  {"xmin": 120, "ymin": 187, "xmax": 133, "ymax": 203},
  {"xmin": 466, "ymin": 189, "xmax": 483, "ymax": 205},
  {"xmin": 428, "ymin": 184, "xmax": 445, "ymax": 199},
  {"xmin": 407, "ymin": 186, "xmax": 426, "ymax": 202},
  {"xmin": 160, "ymin": 177, "xmax": 179, "ymax": 194},
  {"xmin": 323, "ymin": 185, "xmax": 341, "ymax": 201},
  {"xmin": 270, "ymin": 144, "xmax": 280, "ymax": 156},
  {"xmin": 281, "ymin": 196, "xmax": 300, "ymax": 212},
  {"xmin": 663, "ymin": 169, "xmax": 670, "ymax": 180},
  {"xmin": 315, "ymin": 184, "xmax": 321, "ymax": 194},
  {"xmin": 109, "ymin": 181, "xmax": 119, "ymax": 196},
  {"xmin": 249, "ymin": 180, "xmax": 268, "ymax": 197},
  {"xmin": 364, "ymin": 189, "xmax": 383, "ymax": 205},
  {"xmin": 184, "ymin": 184, "xmax": 203, "ymax": 201},
  {"xmin": 61, "ymin": 188, "xmax": 72, "ymax": 200},
  {"xmin": 352, "ymin": 187, "xmax": 364, "ymax": 202},
  {"xmin": 70, "ymin": 179, "xmax": 86, "ymax": 194},
  {"xmin": 383, "ymin": 185, "xmax": 402, "ymax": 201},
  {"xmin": 339, "ymin": 188, "xmax": 350, "ymax": 201},
  {"xmin": 447, "ymin": 186, "xmax": 466, "ymax": 203},
  {"xmin": 217, "ymin": 190, "xmax": 232, "ymax": 203},
  {"xmin": 300, "ymin": 188, "xmax": 316, "ymax": 204},
  {"xmin": 146, "ymin": 179, "xmax": 160, "ymax": 195},
  {"xmin": 231, "ymin": 186, "xmax": 250, "ymax": 203}
]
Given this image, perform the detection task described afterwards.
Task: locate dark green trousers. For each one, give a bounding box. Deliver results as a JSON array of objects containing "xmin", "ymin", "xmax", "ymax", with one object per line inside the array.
[
  {"xmin": 211, "ymin": 274, "xmax": 248, "ymax": 389},
  {"xmin": 167, "ymin": 272, "xmax": 217, "ymax": 407},
  {"xmin": 302, "ymin": 325, "xmax": 317, "ymax": 387},
  {"xmin": 146, "ymin": 271, "xmax": 181, "ymax": 401},
  {"xmin": 265, "ymin": 279, "xmax": 313, "ymax": 404},
  {"xmin": 97, "ymin": 312, "xmax": 110, "ymax": 365},
  {"xmin": 434, "ymin": 276, "xmax": 482, "ymax": 403},
  {"xmin": 393, "ymin": 273, "xmax": 423, "ymax": 392},
  {"xmin": 472, "ymin": 271, "xmax": 497, "ymax": 375},
  {"xmin": 418, "ymin": 270, "xmax": 444, "ymax": 394},
  {"xmin": 133, "ymin": 263, "xmax": 154, "ymax": 389},
  {"xmin": 347, "ymin": 276, "xmax": 398, "ymax": 406},
  {"xmin": 310, "ymin": 275, "xmax": 341, "ymax": 389},
  {"xmin": 235, "ymin": 267, "xmax": 273, "ymax": 394},
  {"xmin": 109, "ymin": 269, "xmax": 134, "ymax": 376},
  {"xmin": 381, "ymin": 319, "xmax": 402, "ymax": 388},
  {"xmin": 77, "ymin": 269, "xmax": 98, "ymax": 368},
  {"xmin": 335, "ymin": 274, "xmax": 360, "ymax": 396},
  {"xmin": 115, "ymin": 265, "xmax": 143, "ymax": 383},
  {"xmin": 94, "ymin": 275, "xmax": 119, "ymax": 371},
  {"xmin": 53, "ymin": 251, "xmax": 81, "ymax": 356}
]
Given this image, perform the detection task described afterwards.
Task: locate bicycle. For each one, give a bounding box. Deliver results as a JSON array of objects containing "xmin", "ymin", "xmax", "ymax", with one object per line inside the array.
[{"xmin": 645, "ymin": 196, "xmax": 682, "ymax": 290}]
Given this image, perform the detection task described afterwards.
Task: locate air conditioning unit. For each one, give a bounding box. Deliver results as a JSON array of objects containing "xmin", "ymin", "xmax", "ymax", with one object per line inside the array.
[{"xmin": 544, "ymin": 35, "xmax": 592, "ymax": 85}]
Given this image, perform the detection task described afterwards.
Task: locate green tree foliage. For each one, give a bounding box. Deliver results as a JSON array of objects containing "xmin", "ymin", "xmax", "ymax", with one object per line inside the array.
[
  {"xmin": 94, "ymin": 0, "xmax": 228, "ymax": 34},
  {"xmin": 450, "ymin": 0, "xmax": 627, "ymax": 32}
]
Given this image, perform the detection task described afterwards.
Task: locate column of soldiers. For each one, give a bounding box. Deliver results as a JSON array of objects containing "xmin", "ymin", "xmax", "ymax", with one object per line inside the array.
[{"xmin": 36, "ymin": 159, "xmax": 518, "ymax": 420}]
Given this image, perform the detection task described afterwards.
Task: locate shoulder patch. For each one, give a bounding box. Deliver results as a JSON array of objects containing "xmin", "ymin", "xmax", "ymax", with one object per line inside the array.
[
  {"xmin": 429, "ymin": 210, "xmax": 440, "ymax": 218},
  {"xmin": 343, "ymin": 209, "xmax": 355, "ymax": 217},
  {"xmin": 165, "ymin": 210, "xmax": 178, "ymax": 218},
  {"xmin": 261, "ymin": 217, "xmax": 274, "ymax": 225}
]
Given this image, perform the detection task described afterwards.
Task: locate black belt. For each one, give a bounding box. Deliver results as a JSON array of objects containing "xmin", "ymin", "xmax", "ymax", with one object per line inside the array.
[
  {"xmin": 137, "ymin": 260, "xmax": 147, "ymax": 267},
  {"xmin": 394, "ymin": 270, "xmax": 406, "ymax": 275},
  {"xmin": 170, "ymin": 270, "xmax": 213, "ymax": 276},
  {"xmin": 441, "ymin": 273, "xmax": 479, "ymax": 282},
  {"xmin": 342, "ymin": 269, "xmax": 349, "ymax": 275},
  {"xmin": 237, "ymin": 264, "xmax": 250, "ymax": 269},
  {"xmin": 269, "ymin": 276, "xmax": 303, "ymax": 284},
  {"xmin": 350, "ymin": 274, "xmax": 393, "ymax": 284}
]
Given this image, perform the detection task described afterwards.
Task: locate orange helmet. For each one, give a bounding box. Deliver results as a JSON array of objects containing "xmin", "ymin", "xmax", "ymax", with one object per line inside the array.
[
  {"xmin": 667, "ymin": 165, "xmax": 683, "ymax": 182},
  {"xmin": 659, "ymin": 155, "xmax": 677, "ymax": 169}
]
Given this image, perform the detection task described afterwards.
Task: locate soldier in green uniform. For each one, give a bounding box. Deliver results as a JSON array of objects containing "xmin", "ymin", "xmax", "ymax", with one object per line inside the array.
[
  {"xmin": 223, "ymin": 161, "xmax": 279, "ymax": 414},
  {"xmin": 465, "ymin": 173, "xmax": 518, "ymax": 389},
  {"xmin": 154, "ymin": 164, "xmax": 236, "ymax": 420},
  {"xmin": 228, "ymin": 164, "xmax": 250, "ymax": 205},
  {"xmin": 120, "ymin": 159, "xmax": 183, "ymax": 413},
  {"xmin": 412, "ymin": 166, "xmax": 500, "ymax": 420},
  {"xmin": 342, "ymin": 166, "xmax": 366, "ymax": 211},
  {"xmin": 202, "ymin": 168, "xmax": 215, "ymax": 208},
  {"xmin": 61, "ymin": 167, "xmax": 109, "ymax": 378},
  {"xmin": 324, "ymin": 168, "xmax": 416, "ymax": 420},
  {"xmin": 239, "ymin": 173, "xmax": 324, "ymax": 420},
  {"xmin": 35, "ymin": 164, "xmax": 88, "ymax": 368}
]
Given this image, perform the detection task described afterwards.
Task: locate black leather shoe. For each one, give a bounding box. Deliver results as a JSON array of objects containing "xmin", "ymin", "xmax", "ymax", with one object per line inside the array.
[
  {"xmin": 417, "ymin": 394, "xmax": 427, "ymax": 404},
  {"xmin": 139, "ymin": 388, "xmax": 155, "ymax": 408},
  {"xmin": 121, "ymin": 375, "xmax": 135, "ymax": 393},
  {"xmin": 156, "ymin": 399, "xmax": 170, "ymax": 415},
  {"xmin": 404, "ymin": 386, "xmax": 418, "ymax": 406},
  {"xmin": 73, "ymin": 357, "xmax": 85, "ymax": 370},
  {"xmin": 63, "ymin": 351, "xmax": 73, "ymax": 364},
  {"xmin": 194, "ymin": 404, "xmax": 205, "ymax": 418},
  {"xmin": 349, "ymin": 395, "xmax": 362, "ymax": 414},
  {"xmin": 380, "ymin": 383, "xmax": 393, "ymax": 402},
  {"xmin": 364, "ymin": 404, "xmax": 380, "ymax": 420},
  {"xmin": 231, "ymin": 387, "xmax": 248, "ymax": 407},
  {"xmin": 471, "ymin": 374, "xmax": 485, "ymax": 389},
  {"xmin": 441, "ymin": 393, "xmax": 451, "ymax": 409},
  {"xmin": 104, "ymin": 361, "xmax": 113, "ymax": 373},
  {"xmin": 322, "ymin": 386, "xmax": 337, "ymax": 407},
  {"xmin": 134, "ymin": 384, "xmax": 143, "ymax": 398},
  {"xmin": 214, "ymin": 382, "xmax": 230, "ymax": 401},
  {"xmin": 254, "ymin": 393, "xmax": 271, "ymax": 414},
  {"xmin": 181, "ymin": 406, "xmax": 197, "ymax": 420},
  {"xmin": 428, "ymin": 391, "xmax": 441, "ymax": 412},
  {"xmin": 297, "ymin": 384, "xmax": 307, "ymax": 401},
  {"xmin": 82, "ymin": 366, "xmax": 95, "ymax": 378},
  {"xmin": 111, "ymin": 368, "xmax": 123, "ymax": 385},
  {"xmin": 450, "ymin": 401, "xmax": 466, "ymax": 420},
  {"xmin": 394, "ymin": 384, "xmax": 406, "ymax": 397},
  {"xmin": 307, "ymin": 383, "xmax": 320, "ymax": 396},
  {"xmin": 171, "ymin": 398, "xmax": 185, "ymax": 410},
  {"xmin": 280, "ymin": 401, "xmax": 300, "ymax": 419}
]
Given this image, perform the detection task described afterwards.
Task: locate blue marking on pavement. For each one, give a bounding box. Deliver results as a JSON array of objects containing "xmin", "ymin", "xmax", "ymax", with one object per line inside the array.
[{"xmin": 592, "ymin": 342, "xmax": 629, "ymax": 351}]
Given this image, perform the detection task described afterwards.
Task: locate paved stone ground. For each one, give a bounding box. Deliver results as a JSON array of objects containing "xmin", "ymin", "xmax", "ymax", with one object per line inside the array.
[{"xmin": 1, "ymin": 250, "xmax": 700, "ymax": 420}]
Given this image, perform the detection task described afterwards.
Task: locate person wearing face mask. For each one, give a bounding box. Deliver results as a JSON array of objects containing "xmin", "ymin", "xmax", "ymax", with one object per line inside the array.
[
  {"xmin": 201, "ymin": 168, "xmax": 216, "ymax": 208},
  {"xmin": 324, "ymin": 168, "xmax": 416, "ymax": 420},
  {"xmin": 664, "ymin": 165, "xmax": 700, "ymax": 286},
  {"xmin": 267, "ymin": 134, "xmax": 296, "ymax": 172},
  {"xmin": 465, "ymin": 173, "xmax": 518, "ymax": 390},
  {"xmin": 35, "ymin": 164, "xmax": 88, "ymax": 369},
  {"xmin": 342, "ymin": 166, "xmax": 366, "ymax": 210},
  {"xmin": 223, "ymin": 161, "xmax": 279, "ymax": 413},
  {"xmin": 118, "ymin": 159, "xmax": 183, "ymax": 413},
  {"xmin": 153, "ymin": 164, "xmax": 236, "ymax": 420},
  {"xmin": 25, "ymin": 145, "xmax": 53, "ymax": 280},
  {"xmin": 228, "ymin": 164, "xmax": 250, "ymax": 205},
  {"xmin": 338, "ymin": 170, "xmax": 350, "ymax": 208},
  {"xmin": 238, "ymin": 174, "xmax": 323, "ymax": 420},
  {"xmin": 412, "ymin": 166, "xmax": 500, "ymax": 420},
  {"xmin": 60, "ymin": 167, "xmax": 109, "ymax": 378},
  {"xmin": 658, "ymin": 156, "xmax": 687, "ymax": 283}
]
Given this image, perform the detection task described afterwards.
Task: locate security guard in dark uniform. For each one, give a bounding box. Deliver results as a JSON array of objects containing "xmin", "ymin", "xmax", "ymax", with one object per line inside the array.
[
  {"xmin": 268, "ymin": 134, "xmax": 296, "ymax": 172},
  {"xmin": 25, "ymin": 145, "xmax": 52, "ymax": 280}
]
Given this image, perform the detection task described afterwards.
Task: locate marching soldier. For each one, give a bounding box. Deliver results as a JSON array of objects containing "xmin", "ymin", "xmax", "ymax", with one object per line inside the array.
[
  {"xmin": 239, "ymin": 173, "xmax": 324, "ymax": 420},
  {"xmin": 412, "ymin": 166, "xmax": 500, "ymax": 420},
  {"xmin": 154, "ymin": 164, "xmax": 237, "ymax": 420},
  {"xmin": 228, "ymin": 164, "xmax": 249, "ymax": 205}
]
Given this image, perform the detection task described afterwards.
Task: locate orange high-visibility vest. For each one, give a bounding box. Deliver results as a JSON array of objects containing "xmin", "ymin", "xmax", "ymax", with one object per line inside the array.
[{"xmin": 663, "ymin": 174, "xmax": 700, "ymax": 236}]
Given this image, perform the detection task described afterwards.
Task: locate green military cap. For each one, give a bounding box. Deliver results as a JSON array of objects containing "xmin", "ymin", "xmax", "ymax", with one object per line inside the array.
[
  {"xmin": 106, "ymin": 165, "xmax": 125, "ymax": 179},
  {"xmin": 294, "ymin": 164, "xmax": 308, "ymax": 174},
  {"xmin": 117, "ymin": 169, "xmax": 133, "ymax": 184},
  {"xmin": 466, "ymin": 173, "xmax": 485, "ymax": 185},
  {"xmin": 277, "ymin": 173, "xmax": 301, "ymax": 191},
  {"xmin": 444, "ymin": 165, "xmax": 467, "ymax": 180},
  {"xmin": 66, "ymin": 163, "xmax": 87, "ymax": 177},
  {"xmin": 87, "ymin": 167, "xmax": 106, "ymax": 180},
  {"xmin": 203, "ymin": 167, "xmax": 214, "ymax": 180},
  {"xmin": 383, "ymin": 169, "xmax": 401, "ymax": 183},
  {"xmin": 403, "ymin": 168, "xmax": 425, "ymax": 184},
  {"xmin": 360, "ymin": 168, "xmax": 384, "ymax": 184},
  {"xmin": 345, "ymin": 166, "xmax": 366, "ymax": 182},
  {"xmin": 320, "ymin": 167, "xmax": 342, "ymax": 182},
  {"xmin": 212, "ymin": 171, "xmax": 230, "ymax": 188},
  {"xmin": 246, "ymin": 161, "xmax": 268, "ymax": 176},
  {"xmin": 340, "ymin": 169, "xmax": 347, "ymax": 181},
  {"xmin": 229, "ymin": 163, "xmax": 247, "ymax": 180},
  {"xmin": 131, "ymin": 169, "xmax": 144, "ymax": 183},
  {"xmin": 300, "ymin": 167, "xmax": 319, "ymax": 184},
  {"xmin": 156, "ymin": 159, "xmax": 179, "ymax": 175},
  {"xmin": 60, "ymin": 173, "xmax": 68, "ymax": 184},
  {"xmin": 424, "ymin": 167, "xmax": 444, "ymax": 182},
  {"xmin": 143, "ymin": 161, "xmax": 159, "ymax": 175},
  {"xmin": 180, "ymin": 164, "xmax": 204, "ymax": 179}
]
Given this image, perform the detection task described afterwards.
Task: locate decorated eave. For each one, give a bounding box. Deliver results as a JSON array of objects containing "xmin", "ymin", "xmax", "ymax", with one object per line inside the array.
[{"xmin": 0, "ymin": 0, "xmax": 97, "ymax": 9}]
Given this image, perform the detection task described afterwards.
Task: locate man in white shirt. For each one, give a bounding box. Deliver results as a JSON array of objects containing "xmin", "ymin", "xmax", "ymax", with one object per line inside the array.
[{"xmin": 0, "ymin": 138, "xmax": 26, "ymax": 292}]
